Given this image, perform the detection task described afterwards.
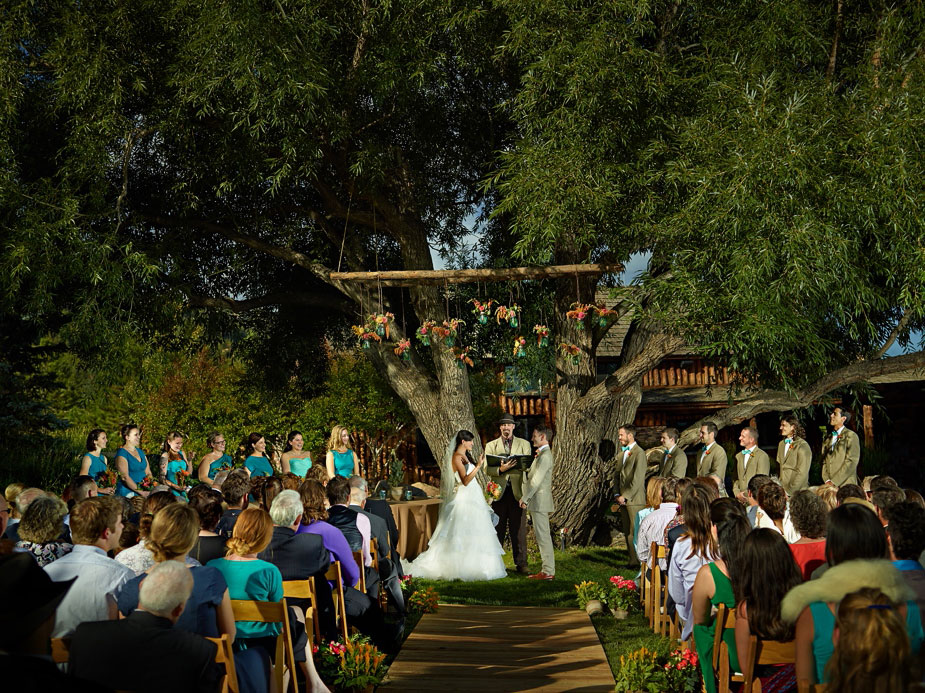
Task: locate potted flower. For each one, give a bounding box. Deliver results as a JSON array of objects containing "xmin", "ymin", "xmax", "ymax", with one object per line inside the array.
[
  {"xmin": 613, "ymin": 647, "xmax": 667, "ymax": 693},
  {"xmin": 574, "ymin": 580, "xmax": 605, "ymax": 616},
  {"xmin": 605, "ymin": 575, "xmax": 638, "ymax": 619},
  {"xmin": 313, "ymin": 635, "xmax": 388, "ymax": 693},
  {"xmin": 663, "ymin": 648, "xmax": 700, "ymax": 693},
  {"xmin": 407, "ymin": 585, "xmax": 440, "ymax": 614}
]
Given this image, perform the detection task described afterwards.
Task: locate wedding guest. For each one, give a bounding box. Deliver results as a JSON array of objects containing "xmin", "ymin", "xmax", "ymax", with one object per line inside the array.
[
  {"xmin": 835, "ymin": 483, "xmax": 865, "ymax": 506},
  {"xmin": 305, "ymin": 464, "xmax": 329, "ymax": 486},
  {"xmin": 871, "ymin": 485, "xmax": 906, "ymax": 528},
  {"xmin": 15, "ymin": 495, "xmax": 72, "ymax": 567},
  {"xmin": 886, "ymin": 502, "xmax": 925, "ymax": 609},
  {"xmin": 159, "ymin": 431, "xmax": 192, "ymax": 499},
  {"xmin": 44, "ymin": 496, "xmax": 134, "ymax": 637},
  {"xmin": 242, "ymin": 432, "xmax": 274, "ymax": 477},
  {"xmin": 668, "ymin": 484, "xmax": 717, "ymax": 639},
  {"xmin": 0, "ymin": 493, "xmax": 9, "ymax": 537},
  {"xmin": 326, "ymin": 476, "xmax": 371, "ymax": 564},
  {"xmin": 733, "ymin": 529, "xmax": 802, "ymax": 691},
  {"xmin": 815, "ymin": 484, "xmax": 838, "ymax": 511},
  {"xmin": 2, "ymin": 487, "xmax": 44, "ymax": 541},
  {"xmin": 258, "ymin": 475, "xmax": 284, "ymax": 511},
  {"xmin": 69, "ymin": 475, "xmax": 99, "ymax": 505},
  {"xmin": 615, "ymin": 423, "xmax": 647, "ymax": 567},
  {"xmin": 659, "ymin": 428, "xmax": 688, "ymax": 479},
  {"xmin": 732, "ymin": 426, "xmax": 770, "ymax": 499},
  {"xmin": 280, "ymin": 431, "xmax": 313, "ymax": 477},
  {"xmin": 216, "ymin": 469, "xmax": 250, "ymax": 537},
  {"xmin": 325, "ymin": 425, "xmax": 360, "ymax": 480},
  {"xmin": 784, "ymin": 503, "xmax": 921, "ymax": 685},
  {"xmin": 744, "ymin": 474, "xmax": 773, "ymax": 527},
  {"xmin": 349, "ymin": 476, "xmax": 403, "ymax": 612},
  {"xmin": 825, "ymin": 588, "xmax": 912, "ymax": 693},
  {"xmin": 70, "ymin": 561, "xmax": 223, "ymax": 693},
  {"xmin": 662, "ymin": 477, "xmax": 692, "ymax": 550},
  {"xmin": 4, "ymin": 482, "xmax": 26, "ymax": 530},
  {"xmin": 189, "ymin": 493, "xmax": 228, "ymax": 566},
  {"xmin": 776, "ymin": 415, "xmax": 811, "ymax": 495},
  {"xmin": 691, "ymin": 498, "xmax": 751, "ymax": 693},
  {"xmin": 756, "ymin": 481, "xmax": 799, "ymax": 542},
  {"xmin": 820, "ymin": 407, "xmax": 860, "ymax": 486},
  {"xmin": 197, "ymin": 431, "xmax": 233, "ymax": 484},
  {"xmin": 114, "ymin": 424, "xmax": 152, "ymax": 498},
  {"xmin": 635, "ymin": 476, "xmax": 664, "ymax": 541},
  {"xmin": 280, "ymin": 472, "xmax": 302, "ymax": 491},
  {"xmin": 788, "ymin": 490, "xmax": 828, "ymax": 580},
  {"xmin": 115, "ymin": 491, "xmax": 185, "ymax": 575},
  {"xmin": 636, "ymin": 477, "xmax": 679, "ymax": 570},
  {"xmin": 79, "ymin": 429, "xmax": 113, "ymax": 494},
  {"xmin": 905, "ymin": 489, "xmax": 925, "ymax": 509}
]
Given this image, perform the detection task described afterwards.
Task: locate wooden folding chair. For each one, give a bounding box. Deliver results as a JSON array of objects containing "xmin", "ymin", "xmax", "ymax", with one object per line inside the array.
[
  {"xmin": 352, "ymin": 550, "xmax": 367, "ymax": 592},
  {"xmin": 230, "ymin": 598, "xmax": 298, "ymax": 693},
  {"xmin": 206, "ymin": 633, "xmax": 239, "ymax": 693},
  {"xmin": 717, "ymin": 603, "xmax": 796, "ymax": 693},
  {"xmin": 324, "ymin": 560, "xmax": 350, "ymax": 643},
  {"xmin": 50, "ymin": 636, "xmax": 71, "ymax": 664},
  {"xmin": 651, "ymin": 545, "xmax": 671, "ymax": 636},
  {"xmin": 370, "ymin": 537, "xmax": 388, "ymax": 610},
  {"xmin": 712, "ymin": 603, "xmax": 739, "ymax": 692},
  {"xmin": 797, "ymin": 681, "xmax": 827, "ymax": 693},
  {"xmin": 642, "ymin": 541, "xmax": 655, "ymax": 624},
  {"xmin": 283, "ymin": 578, "xmax": 321, "ymax": 644}
]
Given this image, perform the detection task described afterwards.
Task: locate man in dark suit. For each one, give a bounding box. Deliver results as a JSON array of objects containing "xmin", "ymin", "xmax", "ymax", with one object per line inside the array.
[
  {"xmin": 364, "ymin": 494, "xmax": 402, "ymax": 575},
  {"xmin": 69, "ymin": 561, "xmax": 222, "ymax": 693},
  {"xmin": 325, "ymin": 476, "xmax": 367, "ymax": 553},
  {"xmin": 349, "ymin": 476, "xmax": 405, "ymax": 615}
]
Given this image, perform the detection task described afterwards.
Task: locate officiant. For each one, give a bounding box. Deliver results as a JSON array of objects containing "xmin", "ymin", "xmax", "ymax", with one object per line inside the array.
[{"xmin": 485, "ymin": 414, "xmax": 531, "ymax": 574}]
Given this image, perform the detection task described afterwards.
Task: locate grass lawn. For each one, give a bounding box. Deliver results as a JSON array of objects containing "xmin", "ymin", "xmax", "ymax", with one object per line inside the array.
[{"xmin": 400, "ymin": 537, "xmax": 671, "ymax": 678}]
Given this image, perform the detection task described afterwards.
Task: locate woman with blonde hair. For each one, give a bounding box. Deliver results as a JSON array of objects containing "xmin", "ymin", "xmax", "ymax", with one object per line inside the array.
[
  {"xmin": 325, "ymin": 425, "xmax": 360, "ymax": 479},
  {"xmin": 815, "ymin": 484, "xmax": 838, "ymax": 512},
  {"xmin": 15, "ymin": 495, "xmax": 72, "ymax": 566},
  {"xmin": 825, "ymin": 588, "xmax": 911, "ymax": 692},
  {"xmin": 634, "ymin": 476, "xmax": 664, "ymax": 538}
]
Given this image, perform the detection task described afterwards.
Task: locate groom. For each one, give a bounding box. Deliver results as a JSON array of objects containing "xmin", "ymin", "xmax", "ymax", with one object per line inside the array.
[
  {"xmin": 521, "ymin": 424, "xmax": 555, "ymax": 580},
  {"xmin": 485, "ymin": 414, "xmax": 531, "ymax": 573}
]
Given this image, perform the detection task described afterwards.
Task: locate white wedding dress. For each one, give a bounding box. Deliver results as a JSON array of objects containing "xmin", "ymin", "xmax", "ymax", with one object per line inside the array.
[{"xmin": 405, "ymin": 460, "xmax": 507, "ymax": 581}]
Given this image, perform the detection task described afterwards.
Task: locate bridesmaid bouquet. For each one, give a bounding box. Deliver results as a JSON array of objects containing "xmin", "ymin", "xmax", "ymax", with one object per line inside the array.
[
  {"xmin": 95, "ymin": 469, "xmax": 118, "ymax": 490},
  {"xmin": 175, "ymin": 469, "xmax": 191, "ymax": 488},
  {"xmin": 137, "ymin": 476, "xmax": 157, "ymax": 493}
]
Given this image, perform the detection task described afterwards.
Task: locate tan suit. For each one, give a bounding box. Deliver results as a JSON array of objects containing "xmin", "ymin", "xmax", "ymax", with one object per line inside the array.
[
  {"xmin": 523, "ymin": 447, "xmax": 555, "ymax": 575},
  {"xmin": 485, "ymin": 434, "xmax": 531, "ymax": 569},
  {"xmin": 732, "ymin": 447, "xmax": 771, "ymax": 497},
  {"xmin": 619, "ymin": 443, "xmax": 648, "ymax": 566},
  {"xmin": 776, "ymin": 438, "xmax": 811, "ymax": 495},
  {"xmin": 820, "ymin": 427, "xmax": 860, "ymax": 487},
  {"xmin": 484, "ymin": 435, "xmax": 530, "ymax": 500},
  {"xmin": 697, "ymin": 443, "xmax": 728, "ymax": 480},
  {"xmin": 659, "ymin": 446, "xmax": 688, "ymax": 479}
]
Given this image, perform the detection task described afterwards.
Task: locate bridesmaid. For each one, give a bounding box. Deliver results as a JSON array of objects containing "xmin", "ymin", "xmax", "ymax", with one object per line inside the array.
[
  {"xmin": 242, "ymin": 432, "xmax": 274, "ymax": 477},
  {"xmin": 78, "ymin": 429, "xmax": 114, "ymax": 495},
  {"xmin": 160, "ymin": 431, "xmax": 192, "ymax": 499},
  {"xmin": 324, "ymin": 425, "xmax": 360, "ymax": 480},
  {"xmin": 280, "ymin": 431, "xmax": 312, "ymax": 477},
  {"xmin": 198, "ymin": 431, "xmax": 233, "ymax": 483},
  {"xmin": 115, "ymin": 424, "xmax": 152, "ymax": 498}
]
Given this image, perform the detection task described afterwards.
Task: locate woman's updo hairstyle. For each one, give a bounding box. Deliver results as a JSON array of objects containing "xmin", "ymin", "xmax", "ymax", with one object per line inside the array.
[
  {"xmin": 146, "ymin": 503, "xmax": 199, "ymax": 562},
  {"xmin": 120, "ymin": 423, "xmax": 139, "ymax": 442},
  {"xmin": 85, "ymin": 429, "xmax": 106, "ymax": 452},
  {"xmin": 138, "ymin": 491, "xmax": 177, "ymax": 539},
  {"xmin": 226, "ymin": 507, "xmax": 274, "ymax": 556},
  {"xmin": 243, "ymin": 432, "xmax": 265, "ymax": 458}
]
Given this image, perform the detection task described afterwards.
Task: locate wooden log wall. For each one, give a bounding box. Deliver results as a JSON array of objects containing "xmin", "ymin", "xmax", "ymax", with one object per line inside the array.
[{"xmin": 640, "ymin": 358, "xmax": 730, "ymax": 388}]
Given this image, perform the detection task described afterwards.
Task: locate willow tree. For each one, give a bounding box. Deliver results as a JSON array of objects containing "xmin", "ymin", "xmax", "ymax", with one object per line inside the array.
[{"xmin": 493, "ymin": 0, "xmax": 925, "ymax": 540}]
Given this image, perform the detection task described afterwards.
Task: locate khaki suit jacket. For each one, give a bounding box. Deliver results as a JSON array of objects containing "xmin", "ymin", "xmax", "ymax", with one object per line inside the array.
[
  {"xmin": 697, "ymin": 443, "xmax": 728, "ymax": 480},
  {"xmin": 522, "ymin": 447, "xmax": 554, "ymax": 513},
  {"xmin": 659, "ymin": 446, "xmax": 688, "ymax": 479},
  {"xmin": 619, "ymin": 444, "xmax": 648, "ymax": 507},
  {"xmin": 484, "ymin": 435, "xmax": 531, "ymax": 500},
  {"xmin": 820, "ymin": 428, "xmax": 860, "ymax": 487},
  {"xmin": 733, "ymin": 447, "xmax": 771, "ymax": 497},
  {"xmin": 776, "ymin": 438, "xmax": 812, "ymax": 495}
]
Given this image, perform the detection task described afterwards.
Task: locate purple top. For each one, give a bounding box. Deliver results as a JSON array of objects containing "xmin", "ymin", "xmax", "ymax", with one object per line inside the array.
[{"xmin": 296, "ymin": 519, "xmax": 359, "ymax": 587}]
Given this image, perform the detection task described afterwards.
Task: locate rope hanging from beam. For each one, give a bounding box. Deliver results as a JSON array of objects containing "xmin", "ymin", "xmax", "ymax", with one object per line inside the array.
[{"xmin": 328, "ymin": 263, "xmax": 623, "ymax": 287}]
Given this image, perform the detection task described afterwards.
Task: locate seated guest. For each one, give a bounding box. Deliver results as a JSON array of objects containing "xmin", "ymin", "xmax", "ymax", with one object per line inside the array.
[
  {"xmin": 326, "ymin": 476, "xmax": 371, "ymax": 566},
  {"xmin": 3, "ymin": 482, "xmax": 26, "ymax": 534},
  {"xmin": 69, "ymin": 475, "xmax": 99, "ymax": 504},
  {"xmin": 2, "ymin": 487, "xmax": 45, "ymax": 541},
  {"xmin": 814, "ymin": 484, "xmax": 837, "ymax": 512},
  {"xmin": 15, "ymin": 495, "xmax": 73, "ymax": 567},
  {"xmin": 755, "ymin": 481, "xmax": 799, "ymax": 542},
  {"xmin": 635, "ymin": 476, "xmax": 664, "ymax": 540},
  {"xmin": 744, "ymin": 474, "xmax": 773, "ymax": 527},
  {"xmin": 190, "ymin": 493, "xmax": 228, "ymax": 566},
  {"xmin": 70, "ymin": 561, "xmax": 223, "ymax": 692},
  {"xmin": 732, "ymin": 529, "xmax": 803, "ymax": 691},
  {"xmin": 783, "ymin": 503, "xmax": 921, "ymax": 686},
  {"xmin": 305, "ymin": 464, "xmax": 329, "ymax": 486},
  {"xmin": 836, "ymin": 483, "xmax": 866, "ymax": 506},
  {"xmin": 825, "ymin": 588, "xmax": 912, "ymax": 692},
  {"xmin": 44, "ymin": 497, "xmax": 134, "ymax": 637},
  {"xmin": 662, "ymin": 477, "xmax": 692, "ymax": 551},
  {"xmin": 788, "ymin": 490, "xmax": 828, "ymax": 580},
  {"xmin": 362, "ymin": 482, "xmax": 403, "ymax": 577},
  {"xmin": 871, "ymin": 485, "xmax": 906, "ymax": 528},
  {"xmin": 349, "ymin": 476, "xmax": 403, "ymax": 613},
  {"xmin": 216, "ymin": 470, "xmax": 250, "ymax": 537},
  {"xmin": 115, "ymin": 491, "xmax": 187, "ymax": 575},
  {"xmin": 668, "ymin": 484, "xmax": 717, "ymax": 640},
  {"xmin": 904, "ymin": 488, "xmax": 925, "ymax": 509},
  {"xmin": 279, "ymin": 472, "xmax": 302, "ymax": 491},
  {"xmin": 258, "ymin": 475, "xmax": 283, "ymax": 511},
  {"xmin": 636, "ymin": 477, "xmax": 679, "ymax": 570},
  {"xmin": 886, "ymin": 501, "xmax": 925, "ymax": 610},
  {"xmin": 691, "ymin": 498, "xmax": 750, "ymax": 693}
]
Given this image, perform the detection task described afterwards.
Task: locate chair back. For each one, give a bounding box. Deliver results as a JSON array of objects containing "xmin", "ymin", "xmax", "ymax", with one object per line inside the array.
[
  {"xmin": 797, "ymin": 681, "xmax": 827, "ymax": 693},
  {"xmin": 283, "ymin": 578, "xmax": 321, "ymax": 643},
  {"xmin": 324, "ymin": 560, "xmax": 350, "ymax": 642},
  {"xmin": 741, "ymin": 635, "xmax": 796, "ymax": 693},
  {"xmin": 206, "ymin": 633, "xmax": 239, "ymax": 693},
  {"xmin": 352, "ymin": 550, "xmax": 366, "ymax": 592},
  {"xmin": 230, "ymin": 598, "xmax": 298, "ymax": 693},
  {"xmin": 50, "ymin": 637, "xmax": 71, "ymax": 664}
]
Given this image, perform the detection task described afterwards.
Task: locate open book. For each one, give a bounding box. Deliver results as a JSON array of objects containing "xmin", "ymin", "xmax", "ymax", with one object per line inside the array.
[{"xmin": 485, "ymin": 454, "xmax": 534, "ymax": 471}]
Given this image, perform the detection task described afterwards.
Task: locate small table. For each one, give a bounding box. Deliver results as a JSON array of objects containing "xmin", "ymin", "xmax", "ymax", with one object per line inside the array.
[{"xmin": 387, "ymin": 497, "xmax": 442, "ymax": 561}]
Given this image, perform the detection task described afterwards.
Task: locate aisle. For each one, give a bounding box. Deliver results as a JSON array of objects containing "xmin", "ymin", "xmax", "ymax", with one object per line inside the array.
[{"xmin": 381, "ymin": 604, "xmax": 614, "ymax": 692}]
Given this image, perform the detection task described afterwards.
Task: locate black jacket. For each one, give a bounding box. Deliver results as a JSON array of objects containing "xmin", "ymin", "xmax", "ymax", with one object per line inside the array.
[
  {"xmin": 257, "ymin": 526, "xmax": 329, "ymax": 580},
  {"xmin": 326, "ymin": 505, "xmax": 363, "ymax": 552}
]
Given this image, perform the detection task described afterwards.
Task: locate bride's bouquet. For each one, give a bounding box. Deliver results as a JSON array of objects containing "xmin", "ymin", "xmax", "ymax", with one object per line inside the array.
[{"xmin": 484, "ymin": 480, "xmax": 502, "ymax": 504}]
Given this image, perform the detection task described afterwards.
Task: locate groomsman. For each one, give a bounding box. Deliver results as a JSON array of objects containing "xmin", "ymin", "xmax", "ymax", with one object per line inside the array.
[
  {"xmin": 658, "ymin": 428, "xmax": 687, "ymax": 478},
  {"xmin": 614, "ymin": 424, "xmax": 647, "ymax": 567},
  {"xmin": 733, "ymin": 426, "xmax": 770, "ymax": 498},
  {"xmin": 820, "ymin": 407, "xmax": 861, "ymax": 486},
  {"xmin": 520, "ymin": 425, "xmax": 555, "ymax": 580},
  {"xmin": 776, "ymin": 415, "xmax": 811, "ymax": 495},
  {"xmin": 697, "ymin": 422, "xmax": 728, "ymax": 481},
  {"xmin": 485, "ymin": 414, "xmax": 531, "ymax": 573}
]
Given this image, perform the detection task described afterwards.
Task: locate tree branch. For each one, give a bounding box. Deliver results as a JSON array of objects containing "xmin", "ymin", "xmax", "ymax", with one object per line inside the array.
[
  {"xmin": 185, "ymin": 289, "xmax": 354, "ymax": 314},
  {"xmin": 875, "ymin": 308, "xmax": 914, "ymax": 358},
  {"xmin": 826, "ymin": 0, "xmax": 844, "ymax": 81}
]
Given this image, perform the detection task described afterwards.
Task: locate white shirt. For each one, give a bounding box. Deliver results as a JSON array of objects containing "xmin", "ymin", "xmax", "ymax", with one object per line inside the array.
[
  {"xmin": 114, "ymin": 538, "xmax": 200, "ymax": 575},
  {"xmin": 668, "ymin": 535, "xmax": 717, "ymax": 641},
  {"xmin": 831, "ymin": 427, "xmax": 845, "ymax": 449},
  {"xmin": 700, "ymin": 442, "xmax": 714, "ymax": 460},
  {"xmin": 44, "ymin": 544, "xmax": 136, "ymax": 637},
  {"xmin": 756, "ymin": 506, "xmax": 801, "ymax": 544},
  {"xmin": 783, "ymin": 439, "xmax": 792, "ymax": 457},
  {"xmin": 622, "ymin": 441, "xmax": 636, "ymax": 463},
  {"xmin": 636, "ymin": 503, "xmax": 679, "ymax": 569},
  {"xmin": 741, "ymin": 446, "xmax": 757, "ymax": 470},
  {"xmin": 337, "ymin": 504, "xmax": 372, "ymax": 567}
]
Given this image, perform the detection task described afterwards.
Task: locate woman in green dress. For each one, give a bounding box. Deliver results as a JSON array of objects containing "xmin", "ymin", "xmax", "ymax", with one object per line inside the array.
[{"xmin": 691, "ymin": 498, "xmax": 751, "ymax": 693}]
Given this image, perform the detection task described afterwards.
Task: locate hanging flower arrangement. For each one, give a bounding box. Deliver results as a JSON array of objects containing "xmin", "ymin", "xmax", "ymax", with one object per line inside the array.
[
  {"xmin": 594, "ymin": 304, "xmax": 617, "ymax": 327},
  {"xmin": 441, "ymin": 318, "xmax": 465, "ymax": 346},
  {"xmin": 533, "ymin": 324, "xmax": 550, "ymax": 348},
  {"xmin": 566, "ymin": 302, "xmax": 593, "ymax": 329},
  {"xmin": 416, "ymin": 320, "xmax": 437, "ymax": 346},
  {"xmin": 454, "ymin": 346, "xmax": 474, "ymax": 369},
  {"xmin": 368, "ymin": 312, "xmax": 395, "ymax": 338},
  {"xmin": 352, "ymin": 324, "xmax": 381, "ymax": 349},
  {"xmin": 513, "ymin": 336, "xmax": 527, "ymax": 358},
  {"xmin": 559, "ymin": 342, "xmax": 581, "ymax": 365},
  {"xmin": 394, "ymin": 339, "xmax": 412, "ymax": 362},
  {"xmin": 496, "ymin": 303, "xmax": 521, "ymax": 328},
  {"xmin": 470, "ymin": 299, "xmax": 494, "ymax": 324}
]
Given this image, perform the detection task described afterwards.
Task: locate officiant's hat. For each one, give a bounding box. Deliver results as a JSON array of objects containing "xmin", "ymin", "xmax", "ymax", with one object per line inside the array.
[
  {"xmin": 498, "ymin": 414, "xmax": 516, "ymax": 425},
  {"xmin": 0, "ymin": 553, "xmax": 75, "ymax": 644}
]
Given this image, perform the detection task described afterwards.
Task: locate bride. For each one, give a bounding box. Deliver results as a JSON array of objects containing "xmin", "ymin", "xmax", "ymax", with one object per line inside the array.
[{"xmin": 405, "ymin": 429, "xmax": 507, "ymax": 581}]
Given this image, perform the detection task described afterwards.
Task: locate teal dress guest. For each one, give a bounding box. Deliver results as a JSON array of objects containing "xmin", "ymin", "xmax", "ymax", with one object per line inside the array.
[
  {"xmin": 245, "ymin": 455, "xmax": 273, "ymax": 478},
  {"xmin": 325, "ymin": 426, "xmax": 359, "ymax": 479},
  {"xmin": 85, "ymin": 453, "xmax": 108, "ymax": 479},
  {"xmin": 115, "ymin": 447, "xmax": 148, "ymax": 497},
  {"xmin": 208, "ymin": 454, "xmax": 234, "ymax": 480},
  {"xmin": 332, "ymin": 449, "xmax": 355, "ymax": 477},
  {"xmin": 288, "ymin": 456, "xmax": 312, "ymax": 477},
  {"xmin": 165, "ymin": 453, "xmax": 190, "ymax": 499},
  {"xmin": 208, "ymin": 557, "xmax": 283, "ymax": 640}
]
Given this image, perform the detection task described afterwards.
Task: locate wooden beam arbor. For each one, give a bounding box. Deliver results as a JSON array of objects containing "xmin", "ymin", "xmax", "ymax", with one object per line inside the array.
[{"xmin": 328, "ymin": 263, "xmax": 624, "ymax": 287}]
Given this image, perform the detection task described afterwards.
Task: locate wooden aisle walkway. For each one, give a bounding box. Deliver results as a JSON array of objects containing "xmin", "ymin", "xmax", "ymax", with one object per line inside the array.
[{"xmin": 381, "ymin": 605, "xmax": 614, "ymax": 692}]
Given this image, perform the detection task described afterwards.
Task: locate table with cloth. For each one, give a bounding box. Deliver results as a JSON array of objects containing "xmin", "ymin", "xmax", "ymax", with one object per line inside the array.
[{"xmin": 387, "ymin": 498, "xmax": 442, "ymax": 560}]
